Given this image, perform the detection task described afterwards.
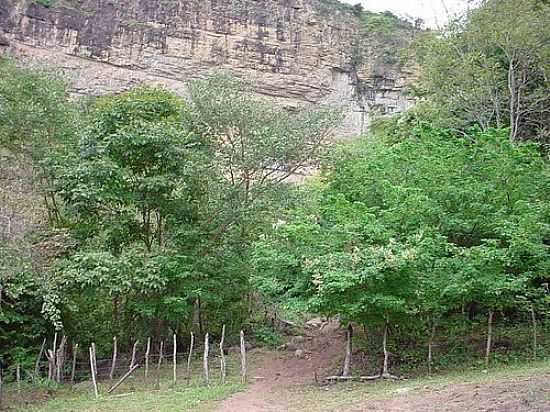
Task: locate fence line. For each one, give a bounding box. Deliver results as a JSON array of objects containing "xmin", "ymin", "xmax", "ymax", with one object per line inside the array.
[{"xmin": 1, "ymin": 326, "xmax": 247, "ymax": 398}]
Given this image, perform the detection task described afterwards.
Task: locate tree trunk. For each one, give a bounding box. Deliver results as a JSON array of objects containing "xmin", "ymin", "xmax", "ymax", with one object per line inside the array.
[
  {"xmin": 56, "ymin": 336, "xmax": 67, "ymax": 383},
  {"xmin": 70, "ymin": 344, "xmax": 78, "ymax": 384},
  {"xmin": 485, "ymin": 310, "xmax": 494, "ymax": 367},
  {"xmin": 342, "ymin": 324, "xmax": 353, "ymax": 377}
]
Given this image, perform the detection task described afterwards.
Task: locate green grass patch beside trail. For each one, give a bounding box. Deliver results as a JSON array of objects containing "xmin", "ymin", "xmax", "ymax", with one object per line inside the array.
[{"xmin": 24, "ymin": 384, "xmax": 243, "ymax": 412}]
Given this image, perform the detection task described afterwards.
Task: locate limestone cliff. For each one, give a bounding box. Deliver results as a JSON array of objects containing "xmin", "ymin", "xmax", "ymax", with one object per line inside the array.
[{"xmin": 0, "ymin": 0, "xmax": 416, "ymax": 136}]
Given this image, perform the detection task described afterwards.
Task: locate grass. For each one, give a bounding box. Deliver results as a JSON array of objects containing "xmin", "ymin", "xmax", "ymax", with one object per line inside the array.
[{"xmin": 6, "ymin": 356, "xmax": 245, "ymax": 412}]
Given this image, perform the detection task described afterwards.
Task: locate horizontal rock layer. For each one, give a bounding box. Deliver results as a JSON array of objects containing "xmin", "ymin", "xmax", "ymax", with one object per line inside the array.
[{"xmin": 0, "ymin": 0, "xmax": 415, "ymax": 136}]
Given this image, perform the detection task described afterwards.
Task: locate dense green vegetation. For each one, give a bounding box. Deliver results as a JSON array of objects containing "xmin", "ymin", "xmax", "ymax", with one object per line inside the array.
[{"xmin": 0, "ymin": 0, "xmax": 549, "ymax": 396}]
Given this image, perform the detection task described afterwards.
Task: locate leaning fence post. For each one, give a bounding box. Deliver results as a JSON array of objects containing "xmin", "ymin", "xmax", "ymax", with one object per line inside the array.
[
  {"xmin": 219, "ymin": 325, "xmax": 226, "ymax": 384},
  {"xmin": 89, "ymin": 346, "xmax": 98, "ymax": 398},
  {"xmin": 172, "ymin": 334, "xmax": 177, "ymax": 386},
  {"xmin": 34, "ymin": 338, "xmax": 47, "ymax": 380},
  {"xmin": 203, "ymin": 333, "xmax": 209, "ymax": 385},
  {"xmin": 186, "ymin": 332, "xmax": 194, "ymax": 384},
  {"xmin": 109, "ymin": 337, "xmax": 117, "ymax": 381},
  {"xmin": 240, "ymin": 330, "xmax": 246, "ymax": 384}
]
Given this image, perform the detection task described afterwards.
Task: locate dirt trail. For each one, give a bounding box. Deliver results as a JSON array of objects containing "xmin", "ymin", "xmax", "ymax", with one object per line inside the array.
[{"xmin": 216, "ymin": 320, "xmax": 345, "ymax": 412}]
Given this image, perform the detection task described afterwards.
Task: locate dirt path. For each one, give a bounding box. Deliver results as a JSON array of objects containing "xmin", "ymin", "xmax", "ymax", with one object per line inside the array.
[{"xmin": 216, "ymin": 320, "xmax": 345, "ymax": 412}]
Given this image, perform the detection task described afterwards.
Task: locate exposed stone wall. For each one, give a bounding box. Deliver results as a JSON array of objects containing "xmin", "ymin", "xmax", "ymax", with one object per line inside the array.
[{"xmin": 0, "ymin": 0, "xmax": 416, "ymax": 136}]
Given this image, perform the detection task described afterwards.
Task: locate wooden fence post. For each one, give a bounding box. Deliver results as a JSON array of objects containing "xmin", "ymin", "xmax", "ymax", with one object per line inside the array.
[
  {"xmin": 16, "ymin": 364, "xmax": 21, "ymax": 392},
  {"xmin": 172, "ymin": 334, "xmax": 177, "ymax": 386},
  {"xmin": 70, "ymin": 344, "xmax": 78, "ymax": 384},
  {"xmin": 186, "ymin": 332, "xmax": 194, "ymax": 384},
  {"xmin": 130, "ymin": 340, "xmax": 139, "ymax": 371},
  {"xmin": 145, "ymin": 337, "xmax": 151, "ymax": 383},
  {"xmin": 240, "ymin": 330, "xmax": 246, "ymax": 384},
  {"xmin": 109, "ymin": 337, "xmax": 117, "ymax": 381},
  {"xmin": 89, "ymin": 346, "xmax": 98, "ymax": 398},
  {"xmin": 155, "ymin": 341, "xmax": 164, "ymax": 390},
  {"xmin": 203, "ymin": 333, "xmax": 209, "ymax": 385},
  {"xmin": 91, "ymin": 343, "xmax": 98, "ymax": 377},
  {"xmin": 219, "ymin": 325, "xmax": 226, "ymax": 384}
]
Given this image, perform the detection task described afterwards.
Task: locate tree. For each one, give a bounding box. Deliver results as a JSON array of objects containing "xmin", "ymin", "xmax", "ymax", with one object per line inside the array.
[
  {"xmin": 416, "ymin": 0, "xmax": 550, "ymax": 146},
  {"xmin": 254, "ymin": 124, "xmax": 549, "ymax": 374}
]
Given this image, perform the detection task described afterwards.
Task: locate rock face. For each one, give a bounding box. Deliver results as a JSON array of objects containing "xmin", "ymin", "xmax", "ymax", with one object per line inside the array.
[{"xmin": 0, "ymin": 0, "xmax": 416, "ymax": 136}]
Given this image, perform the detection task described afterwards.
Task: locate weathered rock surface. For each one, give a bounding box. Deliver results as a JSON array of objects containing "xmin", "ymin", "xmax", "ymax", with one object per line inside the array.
[{"xmin": 0, "ymin": 0, "xmax": 416, "ymax": 136}]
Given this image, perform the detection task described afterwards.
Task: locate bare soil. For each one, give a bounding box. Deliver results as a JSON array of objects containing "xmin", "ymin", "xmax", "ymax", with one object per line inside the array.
[
  {"xmin": 216, "ymin": 319, "xmax": 345, "ymax": 412},
  {"xmin": 215, "ymin": 322, "xmax": 550, "ymax": 412}
]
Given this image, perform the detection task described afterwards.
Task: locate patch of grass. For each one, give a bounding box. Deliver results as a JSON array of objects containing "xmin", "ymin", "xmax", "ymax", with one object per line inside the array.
[
  {"xmin": 7, "ymin": 356, "xmax": 245, "ymax": 412},
  {"xmin": 24, "ymin": 384, "xmax": 242, "ymax": 412}
]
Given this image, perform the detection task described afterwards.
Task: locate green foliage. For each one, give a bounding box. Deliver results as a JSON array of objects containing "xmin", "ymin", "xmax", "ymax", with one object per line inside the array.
[
  {"xmin": 416, "ymin": 0, "xmax": 550, "ymax": 145},
  {"xmin": 33, "ymin": 0, "xmax": 57, "ymax": 8},
  {"xmin": 253, "ymin": 326, "xmax": 283, "ymax": 348},
  {"xmin": 254, "ymin": 124, "xmax": 549, "ymax": 366}
]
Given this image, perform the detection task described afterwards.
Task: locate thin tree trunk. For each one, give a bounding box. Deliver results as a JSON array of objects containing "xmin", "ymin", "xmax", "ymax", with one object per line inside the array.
[
  {"xmin": 530, "ymin": 307, "xmax": 537, "ymax": 361},
  {"xmin": 240, "ymin": 330, "xmax": 246, "ymax": 384},
  {"xmin": 46, "ymin": 350, "xmax": 55, "ymax": 381},
  {"xmin": 34, "ymin": 338, "xmax": 47, "ymax": 380},
  {"xmin": 428, "ymin": 320, "xmax": 437, "ymax": 376},
  {"xmin": 219, "ymin": 325, "xmax": 226, "ymax": 384},
  {"xmin": 109, "ymin": 337, "xmax": 117, "ymax": 380},
  {"xmin": 203, "ymin": 333, "xmax": 209, "ymax": 385},
  {"xmin": 56, "ymin": 336, "xmax": 67, "ymax": 383},
  {"xmin": 485, "ymin": 310, "xmax": 494, "ymax": 367},
  {"xmin": 342, "ymin": 324, "xmax": 353, "ymax": 377},
  {"xmin": 155, "ymin": 341, "xmax": 164, "ymax": 390},
  {"xmin": 173, "ymin": 334, "xmax": 177, "ymax": 386},
  {"xmin": 130, "ymin": 340, "xmax": 139, "ymax": 370},
  {"xmin": 89, "ymin": 346, "xmax": 98, "ymax": 398},
  {"xmin": 382, "ymin": 316, "xmax": 390, "ymax": 377},
  {"xmin": 186, "ymin": 332, "xmax": 194, "ymax": 384},
  {"xmin": 145, "ymin": 337, "xmax": 151, "ymax": 383},
  {"xmin": 70, "ymin": 344, "xmax": 78, "ymax": 384}
]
